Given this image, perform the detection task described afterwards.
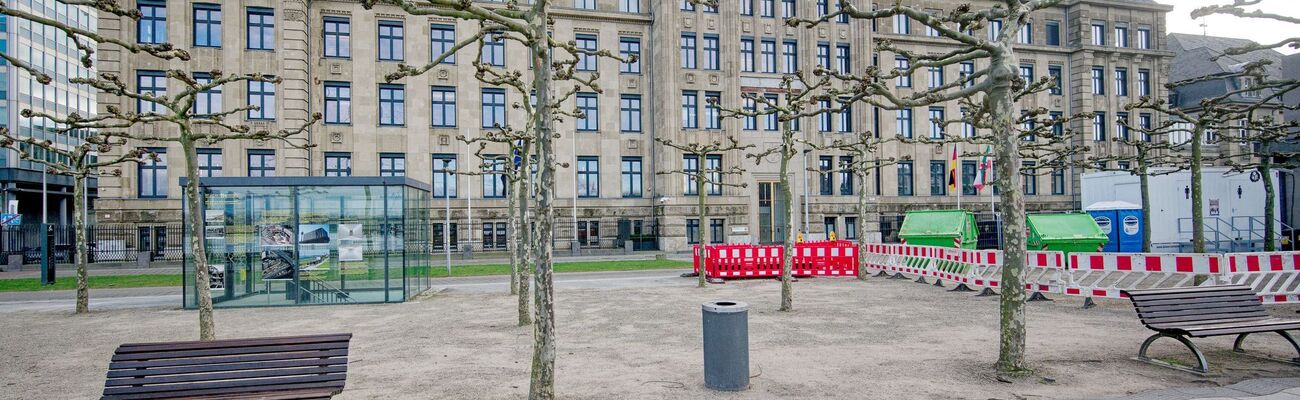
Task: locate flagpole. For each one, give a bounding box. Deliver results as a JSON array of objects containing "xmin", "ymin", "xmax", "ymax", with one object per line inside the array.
[{"xmin": 956, "ymin": 142, "xmax": 961, "ymax": 210}]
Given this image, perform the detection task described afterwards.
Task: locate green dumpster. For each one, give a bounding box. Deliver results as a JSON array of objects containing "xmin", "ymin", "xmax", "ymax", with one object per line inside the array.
[
  {"xmin": 1026, "ymin": 213, "xmax": 1108, "ymax": 254},
  {"xmin": 898, "ymin": 210, "xmax": 979, "ymax": 249}
]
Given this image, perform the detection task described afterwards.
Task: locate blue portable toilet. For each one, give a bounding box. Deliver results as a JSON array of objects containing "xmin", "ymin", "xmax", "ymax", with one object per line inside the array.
[{"xmin": 1085, "ymin": 201, "xmax": 1143, "ymax": 253}]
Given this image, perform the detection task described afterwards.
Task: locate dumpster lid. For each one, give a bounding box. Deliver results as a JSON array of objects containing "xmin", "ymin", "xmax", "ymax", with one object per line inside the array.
[
  {"xmin": 1084, "ymin": 201, "xmax": 1141, "ymax": 211},
  {"xmin": 898, "ymin": 210, "xmax": 972, "ymax": 237},
  {"xmin": 1027, "ymin": 213, "xmax": 1108, "ymax": 241}
]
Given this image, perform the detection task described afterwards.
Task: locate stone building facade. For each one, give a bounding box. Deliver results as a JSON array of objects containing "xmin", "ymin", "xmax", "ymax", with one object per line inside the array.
[{"xmin": 93, "ymin": 0, "xmax": 1174, "ymax": 253}]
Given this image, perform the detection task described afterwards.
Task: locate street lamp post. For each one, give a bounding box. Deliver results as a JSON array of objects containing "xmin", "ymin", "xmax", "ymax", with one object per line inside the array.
[{"xmin": 441, "ymin": 160, "xmax": 453, "ymax": 276}]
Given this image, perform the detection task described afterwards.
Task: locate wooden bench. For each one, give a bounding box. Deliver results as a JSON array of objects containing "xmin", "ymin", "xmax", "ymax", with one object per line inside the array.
[
  {"xmin": 102, "ymin": 333, "xmax": 351, "ymax": 399},
  {"xmin": 1123, "ymin": 285, "xmax": 1300, "ymax": 374}
]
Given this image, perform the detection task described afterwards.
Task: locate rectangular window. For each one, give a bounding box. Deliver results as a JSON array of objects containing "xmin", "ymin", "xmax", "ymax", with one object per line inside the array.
[
  {"xmin": 482, "ymin": 156, "xmax": 507, "ymax": 198},
  {"xmin": 621, "ymin": 157, "xmax": 642, "ymax": 198},
  {"xmin": 760, "ymin": 0, "xmax": 774, "ymax": 17},
  {"xmin": 839, "ymin": 156, "xmax": 853, "ymax": 195},
  {"xmin": 893, "ymin": 14, "xmax": 909, "ymax": 34},
  {"xmin": 482, "ymin": 34, "xmax": 505, "ymax": 66},
  {"xmin": 897, "ymin": 161, "xmax": 914, "ymax": 196},
  {"xmin": 248, "ymin": 150, "xmax": 275, "ymax": 177},
  {"xmin": 835, "ymin": 43, "xmax": 850, "ymax": 74},
  {"xmin": 845, "ymin": 217, "xmax": 858, "ymax": 240},
  {"xmin": 959, "ymin": 61, "xmax": 975, "ymax": 89},
  {"xmin": 620, "ymin": 95, "xmax": 641, "ymax": 133},
  {"xmin": 1048, "ymin": 65, "xmax": 1063, "ymax": 95},
  {"xmin": 482, "ymin": 88, "xmax": 506, "ymax": 128},
  {"xmin": 576, "ymin": 221, "xmax": 599, "ymax": 248},
  {"xmin": 323, "ymin": 82, "xmax": 351, "ymax": 124},
  {"xmin": 1137, "ymin": 69, "xmax": 1151, "ymax": 97},
  {"xmin": 138, "ymin": 148, "xmax": 167, "ymax": 198},
  {"xmin": 928, "ymin": 66, "xmax": 944, "ymax": 89},
  {"xmin": 687, "ymin": 219, "xmax": 700, "ymax": 244},
  {"xmin": 895, "ymin": 57, "xmax": 911, "ymax": 87},
  {"xmin": 703, "ymin": 35, "xmax": 720, "ymax": 70},
  {"xmin": 743, "ymin": 97, "xmax": 757, "ymax": 131},
  {"xmin": 576, "ymin": 93, "xmax": 599, "ymax": 131},
  {"xmin": 782, "ymin": 0, "xmax": 796, "ymax": 18},
  {"xmin": 683, "ymin": 155, "xmax": 700, "ymax": 195},
  {"xmin": 818, "ymin": 100, "xmax": 833, "ymax": 132},
  {"xmin": 680, "ymin": 33, "xmax": 697, "ymax": 69},
  {"xmin": 705, "ymin": 91, "xmax": 722, "ymax": 130},
  {"xmin": 1116, "ymin": 112, "xmax": 1130, "ymax": 140},
  {"xmin": 198, "ymin": 148, "xmax": 223, "ymax": 177},
  {"xmin": 138, "ymin": 0, "xmax": 166, "ymax": 44},
  {"xmin": 247, "ymin": 79, "xmax": 275, "ymax": 120},
  {"xmin": 988, "ymin": 19, "xmax": 1003, "ymax": 41},
  {"xmin": 681, "ymin": 91, "xmax": 698, "ymax": 129},
  {"xmin": 824, "ymin": 217, "xmax": 837, "ymax": 239},
  {"xmin": 763, "ymin": 94, "xmax": 779, "ymax": 131},
  {"xmin": 710, "ymin": 219, "xmax": 725, "ymax": 244},
  {"xmin": 740, "ymin": 38, "xmax": 755, "ymax": 72},
  {"xmin": 782, "ymin": 40, "xmax": 798, "ymax": 74},
  {"xmin": 816, "ymin": 0, "xmax": 829, "ymax": 17},
  {"xmin": 961, "ymin": 108, "xmax": 976, "ymax": 138},
  {"xmin": 577, "ymin": 156, "xmax": 599, "ymax": 198},
  {"xmin": 706, "ymin": 155, "xmax": 722, "ymax": 195},
  {"xmin": 431, "ymin": 24, "xmax": 456, "ymax": 64},
  {"xmin": 896, "ymin": 108, "xmax": 913, "ymax": 138},
  {"xmin": 818, "ymin": 156, "xmax": 833, "ymax": 195},
  {"xmin": 1115, "ymin": 26, "xmax": 1129, "ymax": 48},
  {"xmin": 1022, "ymin": 161, "xmax": 1037, "ymax": 195},
  {"xmin": 930, "ymin": 161, "xmax": 947, "ymax": 196},
  {"xmin": 483, "ymin": 222, "xmax": 508, "ymax": 249},
  {"xmin": 432, "ymin": 154, "xmax": 457, "ymax": 197},
  {"xmin": 575, "ymin": 0, "xmax": 596, "ymax": 9},
  {"xmin": 323, "ymin": 16, "xmax": 351, "ymax": 58},
  {"xmin": 817, "ymin": 43, "xmax": 831, "ymax": 69},
  {"xmin": 1091, "ymin": 22, "xmax": 1105, "ymax": 46},
  {"xmin": 962, "ymin": 160, "xmax": 977, "ymax": 195},
  {"xmin": 194, "ymin": 3, "xmax": 222, "ymax": 48},
  {"xmin": 620, "ymin": 0, "xmax": 639, "ymax": 13},
  {"xmin": 1051, "ymin": 164, "xmax": 1065, "ymax": 195},
  {"xmin": 1017, "ymin": 23, "xmax": 1032, "ymax": 44},
  {"xmin": 247, "ymin": 7, "xmax": 274, "ymax": 50},
  {"xmin": 837, "ymin": 99, "xmax": 852, "ymax": 133},
  {"xmin": 1093, "ymin": 112, "xmax": 1107, "ymax": 141},
  {"xmin": 620, "ymin": 37, "xmax": 641, "ymax": 74},
  {"xmin": 378, "ymin": 84, "xmax": 405, "ymax": 126},
  {"xmin": 378, "ymin": 20, "xmax": 404, "ymax": 61},
  {"xmin": 1046, "ymin": 20, "xmax": 1060, "ymax": 46},
  {"xmin": 324, "ymin": 152, "xmax": 351, "ymax": 177},
  {"xmin": 431, "ymin": 86, "xmax": 457, "ymax": 127},
  {"xmin": 1137, "ymin": 27, "xmax": 1152, "ymax": 49},
  {"xmin": 740, "ymin": 0, "xmax": 753, "ymax": 16},
  {"xmin": 681, "ymin": 0, "xmax": 696, "ymax": 11},
  {"xmin": 576, "ymin": 34, "xmax": 598, "ymax": 71},
  {"xmin": 137, "ymin": 70, "xmax": 166, "ymax": 114},
  {"xmin": 1019, "ymin": 64, "xmax": 1034, "ymax": 85},
  {"xmin": 1115, "ymin": 67, "xmax": 1129, "ymax": 96},
  {"xmin": 1139, "ymin": 113, "xmax": 1153, "ymax": 142},
  {"xmin": 193, "ymin": 72, "xmax": 221, "ymax": 116},
  {"xmin": 761, "ymin": 39, "xmax": 777, "ymax": 73},
  {"xmin": 928, "ymin": 107, "xmax": 944, "ymax": 139},
  {"xmin": 379, "ymin": 153, "xmax": 405, "ymax": 177},
  {"xmin": 1091, "ymin": 67, "xmax": 1105, "ymax": 95}
]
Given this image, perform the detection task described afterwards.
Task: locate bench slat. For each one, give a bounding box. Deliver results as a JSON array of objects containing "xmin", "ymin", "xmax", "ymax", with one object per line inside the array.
[
  {"xmin": 109, "ymin": 349, "xmax": 349, "ymax": 370},
  {"xmin": 108, "ymin": 358, "xmax": 346, "ymax": 379},
  {"xmin": 103, "ymin": 373, "xmax": 345, "ymax": 396},
  {"xmin": 1142, "ymin": 310, "xmax": 1271, "ymax": 326},
  {"xmin": 1182, "ymin": 320, "xmax": 1300, "ymax": 337},
  {"xmin": 112, "ymin": 342, "xmax": 348, "ymax": 362},
  {"xmin": 1134, "ymin": 295, "xmax": 1263, "ymax": 308},
  {"xmin": 1125, "ymin": 285, "xmax": 1256, "ymax": 296},
  {"xmin": 116, "ymin": 334, "xmax": 352, "ymax": 354},
  {"xmin": 106, "ymin": 366, "xmax": 347, "ymax": 387},
  {"xmin": 1125, "ymin": 289, "xmax": 1259, "ymax": 302},
  {"xmin": 1138, "ymin": 304, "xmax": 1274, "ymax": 319},
  {"xmin": 104, "ymin": 381, "xmax": 345, "ymax": 400}
]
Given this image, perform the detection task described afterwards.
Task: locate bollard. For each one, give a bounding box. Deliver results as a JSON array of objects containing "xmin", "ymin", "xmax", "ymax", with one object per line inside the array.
[{"xmin": 702, "ymin": 300, "xmax": 749, "ymax": 391}]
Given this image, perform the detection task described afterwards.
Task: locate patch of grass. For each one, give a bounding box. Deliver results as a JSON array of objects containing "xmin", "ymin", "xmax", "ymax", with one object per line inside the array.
[
  {"xmin": 0, "ymin": 259, "xmax": 691, "ymax": 292},
  {"xmin": 0, "ymin": 274, "xmax": 181, "ymax": 292}
]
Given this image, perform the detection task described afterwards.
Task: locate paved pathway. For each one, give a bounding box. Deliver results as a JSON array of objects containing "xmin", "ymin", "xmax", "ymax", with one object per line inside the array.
[{"xmin": 1109, "ymin": 378, "xmax": 1300, "ymax": 400}]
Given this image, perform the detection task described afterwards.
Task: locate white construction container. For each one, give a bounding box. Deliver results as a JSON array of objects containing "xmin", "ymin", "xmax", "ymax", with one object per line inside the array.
[{"xmin": 1080, "ymin": 167, "xmax": 1282, "ymax": 252}]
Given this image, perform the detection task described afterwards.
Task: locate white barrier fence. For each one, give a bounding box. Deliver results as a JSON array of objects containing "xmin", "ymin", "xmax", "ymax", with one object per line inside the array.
[{"xmin": 859, "ymin": 244, "xmax": 1300, "ymax": 304}]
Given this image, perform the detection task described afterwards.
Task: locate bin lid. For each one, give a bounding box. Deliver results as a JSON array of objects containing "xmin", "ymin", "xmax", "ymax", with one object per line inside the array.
[
  {"xmin": 1027, "ymin": 213, "xmax": 1108, "ymax": 242},
  {"xmin": 899, "ymin": 210, "xmax": 974, "ymax": 238},
  {"xmin": 1084, "ymin": 201, "xmax": 1141, "ymax": 211}
]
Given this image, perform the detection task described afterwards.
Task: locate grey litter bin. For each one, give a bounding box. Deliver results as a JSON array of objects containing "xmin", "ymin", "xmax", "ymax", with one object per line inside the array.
[{"xmin": 702, "ymin": 300, "xmax": 750, "ymax": 391}]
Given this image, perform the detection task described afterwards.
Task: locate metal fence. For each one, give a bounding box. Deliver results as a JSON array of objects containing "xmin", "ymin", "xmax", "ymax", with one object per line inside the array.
[{"xmin": 0, "ymin": 223, "xmax": 184, "ymax": 264}]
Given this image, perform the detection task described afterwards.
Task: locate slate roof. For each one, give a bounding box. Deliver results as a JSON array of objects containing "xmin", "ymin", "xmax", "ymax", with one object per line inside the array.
[{"xmin": 1166, "ymin": 33, "xmax": 1289, "ymax": 109}]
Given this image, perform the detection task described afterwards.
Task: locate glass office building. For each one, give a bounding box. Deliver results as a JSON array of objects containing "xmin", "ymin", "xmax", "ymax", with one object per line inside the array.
[{"xmin": 183, "ymin": 176, "xmax": 433, "ymax": 308}]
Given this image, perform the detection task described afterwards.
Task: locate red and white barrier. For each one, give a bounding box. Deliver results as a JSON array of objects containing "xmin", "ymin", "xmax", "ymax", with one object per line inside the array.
[
  {"xmin": 1223, "ymin": 252, "xmax": 1300, "ymax": 304},
  {"xmin": 1064, "ymin": 253, "xmax": 1224, "ymax": 299},
  {"xmin": 965, "ymin": 250, "xmax": 1065, "ymax": 295}
]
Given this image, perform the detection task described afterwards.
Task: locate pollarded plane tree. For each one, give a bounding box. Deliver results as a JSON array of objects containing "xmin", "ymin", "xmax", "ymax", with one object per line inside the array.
[
  {"xmin": 0, "ymin": 2, "xmax": 319, "ymax": 339},
  {"xmin": 1216, "ymin": 114, "xmax": 1299, "ymax": 251},
  {"xmin": 1126, "ymin": 58, "xmax": 1298, "ymax": 253},
  {"xmin": 0, "ymin": 123, "xmax": 147, "ymax": 314},
  {"xmin": 362, "ymin": 1, "xmax": 633, "ymax": 397},
  {"xmin": 791, "ymin": 0, "xmax": 1071, "ymax": 375},
  {"xmin": 655, "ymin": 136, "xmax": 755, "ymax": 288}
]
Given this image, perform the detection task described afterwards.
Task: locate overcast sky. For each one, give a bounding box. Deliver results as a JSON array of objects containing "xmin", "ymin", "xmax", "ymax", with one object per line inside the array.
[{"xmin": 1161, "ymin": 0, "xmax": 1298, "ymax": 55}]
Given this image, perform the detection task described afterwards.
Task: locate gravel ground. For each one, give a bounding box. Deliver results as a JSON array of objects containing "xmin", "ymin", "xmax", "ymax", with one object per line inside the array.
[{"xmin": 2, "ymin": 276, "xmax": 1298, "ymax": 399}]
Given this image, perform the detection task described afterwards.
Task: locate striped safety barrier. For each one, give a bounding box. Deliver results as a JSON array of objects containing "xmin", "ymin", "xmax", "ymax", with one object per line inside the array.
[
  {"xmin": 1064, "ymin": 253, "xmax": 1224, "ymax": 299},
  {"xmin": 965, "ymin": 250, "xmax": 1066, "ymax": 295},
  {"xmin": 1223, "ymin": 251, "xmax": 1300, "ymax": 304}
]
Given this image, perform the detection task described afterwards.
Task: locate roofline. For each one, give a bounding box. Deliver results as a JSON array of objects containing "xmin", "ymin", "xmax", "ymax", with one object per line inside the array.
[{"xmin": 1061, "ymin": 0, "xmax": 1174, "ymax": 12}]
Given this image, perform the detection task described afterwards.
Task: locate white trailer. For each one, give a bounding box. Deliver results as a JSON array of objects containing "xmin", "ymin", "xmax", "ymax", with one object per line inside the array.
[{"xmin": 1080, "ymin": 167, "xmax": 1284, "ymax": 252}]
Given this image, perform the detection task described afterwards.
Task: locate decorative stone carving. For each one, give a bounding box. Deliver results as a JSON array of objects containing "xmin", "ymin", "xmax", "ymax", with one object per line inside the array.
[
  {"xmin": 709, "ymin": 74, "xmax": 719, "ymax": 85},
  {"xmin": 330, "ymin": 131, "xmax": 343, "ymax": 143},
  {"xmin": 437, "ymin": 68, "xmax": 449, "ymax": 80},
  {"xmin": 284, "ymin": 10, "xmax": 305, "ymax": 22},
  {"xmin": 685, "ymin": 73, "xmax": 696, "ymax": 84}
]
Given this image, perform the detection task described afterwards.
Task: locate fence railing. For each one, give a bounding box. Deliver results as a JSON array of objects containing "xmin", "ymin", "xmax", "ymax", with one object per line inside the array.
[{"xmin": 0, "ymin": 223, "xmax": 184, "ymax": 265}]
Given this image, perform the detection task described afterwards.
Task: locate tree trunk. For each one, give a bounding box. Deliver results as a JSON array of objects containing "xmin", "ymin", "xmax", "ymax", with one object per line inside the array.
[
  {"xmin": 779, "ymin": 120, "xmax": 796, "ymax": 312},
  {"xmin": 517, "ymin": 143, "xmax": 532, "ymax": 326},
  {"xmin": 856, "ymin": 170, "xmax": 870, "ymax": 281},
  {"xmin": 74, "ymin": 174, "xmax": 89, "ymax": 314},
  {"xmin": 528, "ymin": 9, "xmax": 557, "ymax": 398},
  {"xmin": 1191, "ymin": 125, "xmax": 1205, "ymax": 253},
  {"xmin": 697, "ymin": 167, "xmax": 708, "ymax": 288},
  {"xmin": 508, "ymin": 165, "xmax": 520, "ymax": 297},
  {"xmin": 987, "ymin": 55, "xmax": 1028, "ymax": 375},
  {"xmin": 1261, "ymin": 141, "xmax": 1275, "ymax": 251},
  {"xmin": 182, "ymin": 135, "xmax": 216, "ymax": 340},
  {"xmin": 1139, "ymin": 161, "xmax": 1152, "ymax": 252}
]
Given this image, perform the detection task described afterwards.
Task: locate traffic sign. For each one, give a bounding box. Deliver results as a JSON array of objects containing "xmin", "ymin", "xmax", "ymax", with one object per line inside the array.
[{"xmin": 0, "ymin": 214, "xmax": 21, "ymax": 226}]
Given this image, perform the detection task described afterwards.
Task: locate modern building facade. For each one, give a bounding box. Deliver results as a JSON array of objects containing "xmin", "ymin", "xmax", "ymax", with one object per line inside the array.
[
  {"xmin": 94, "ymin": 0, "xmax": 1175, "ymax": 253},
  {"xmin": 1, "ymin": 0, "xmax": 99, "ymax": 224}
]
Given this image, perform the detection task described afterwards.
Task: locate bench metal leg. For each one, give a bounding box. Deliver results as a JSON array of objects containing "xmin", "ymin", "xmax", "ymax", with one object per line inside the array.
[
  {"xmin": 1137, "ymin": 333, "xmax": 1210, "ymax": 375},
  {"xmin": 1233, "ymin": 331, "xmax": 1300, "ymax": 365}
]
